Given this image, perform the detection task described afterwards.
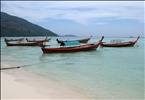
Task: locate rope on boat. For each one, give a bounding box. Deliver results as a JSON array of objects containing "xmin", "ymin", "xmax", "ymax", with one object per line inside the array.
[{"xmin": 1, "ymin": 58, "xmax": 68, "ymax": 70}]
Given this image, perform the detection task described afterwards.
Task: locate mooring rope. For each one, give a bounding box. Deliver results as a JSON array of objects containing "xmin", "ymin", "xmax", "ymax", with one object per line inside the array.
[
  {"xmin": 1, "ymin": 58, "xmax": 68, "ymax": 70},
  {"xmin": 1, "ymin": 67, "xmax": 20, "ymax": 70}
]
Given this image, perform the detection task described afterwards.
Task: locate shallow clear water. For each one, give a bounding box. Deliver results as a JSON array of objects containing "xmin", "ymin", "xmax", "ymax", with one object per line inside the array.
[{"xmin": 1, "ymin": 36, "xmax": 144, "ymax": 99}]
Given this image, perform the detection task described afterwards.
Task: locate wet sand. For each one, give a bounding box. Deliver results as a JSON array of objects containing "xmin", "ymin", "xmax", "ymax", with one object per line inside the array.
[{"xmin": 1, "ymin": 68, "xmax": 90, "ymax": 99}]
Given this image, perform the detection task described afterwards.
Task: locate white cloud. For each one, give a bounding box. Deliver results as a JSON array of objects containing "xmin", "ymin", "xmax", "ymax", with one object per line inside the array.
[{"xmin": 1, "ymin": 1, "xmax": 144, "ymax": 25}]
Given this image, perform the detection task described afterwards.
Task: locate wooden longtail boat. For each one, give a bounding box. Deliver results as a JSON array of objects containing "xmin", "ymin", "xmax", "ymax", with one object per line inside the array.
[
  {"xmin": 6, "ymin": 41, "xmax": 44, "ymax": 46},
  {"xmin": 100, "ymin": 36, "xmax": 140, "ymax": 47},
  {"xmin": 4, "ymin": 37, "xmax": 24, "ymax": 42},
  {"xmin": 56, "ymin": 36, "xmax": 92, "ymax": 43},
  {"xmin": 41, "ymin": 36, "xmax": 103, "ymax": 53},
  {"xmin": 26, "ymin": 36, "xmax": 51, "ymax": 42}
]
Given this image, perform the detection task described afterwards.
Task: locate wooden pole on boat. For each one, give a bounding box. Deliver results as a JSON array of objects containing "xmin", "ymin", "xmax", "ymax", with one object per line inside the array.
[
  {"xmin": 136, "ymin": 36, "xmax": 140, "ymax": 42},
  {"xmin": 99, "ymin": 36, "xmax": 104, "ymax": 47},
  {"xmin": 40, "ymin": 36, "xmax": 49, "ymax": 47},
  {"xmin": 99, "ymin": 36, "xmax": 104, "ymax": 42},
  {"xmin": 44, "ymin": 36, "xmax": 48, "ymax": 41},
  {"xmin": 135, "ymin": 36, "xmax": 140, "ymax": 47}
]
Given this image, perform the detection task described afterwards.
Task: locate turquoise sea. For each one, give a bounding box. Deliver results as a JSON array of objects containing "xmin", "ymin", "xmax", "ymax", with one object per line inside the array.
[{"xmin": 1, "ymin": 36, "xmax": 144, "ymax": 99}]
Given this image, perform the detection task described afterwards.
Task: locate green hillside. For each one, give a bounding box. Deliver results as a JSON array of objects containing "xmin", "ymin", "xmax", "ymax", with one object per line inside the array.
[{"xmin": 1, "ymin": 12, "xmax": 58, "ymax": 37}]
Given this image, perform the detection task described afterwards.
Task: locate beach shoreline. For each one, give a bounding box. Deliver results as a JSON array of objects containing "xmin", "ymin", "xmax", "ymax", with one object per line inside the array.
[{"xmin": 1, "ymin": 67, "xmax": 90, "ymax": 99}]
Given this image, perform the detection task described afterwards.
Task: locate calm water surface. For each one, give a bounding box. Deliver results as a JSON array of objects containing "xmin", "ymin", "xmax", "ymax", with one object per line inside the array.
[{"xmin": 1, "ymin": 36, "xmax": 144, "ymax": 99}]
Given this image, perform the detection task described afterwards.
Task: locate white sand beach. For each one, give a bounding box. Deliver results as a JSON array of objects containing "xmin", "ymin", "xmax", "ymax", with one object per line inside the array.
[{"xmin": 1, "ymin": 68, "xmax": 90, "ymax": 99}]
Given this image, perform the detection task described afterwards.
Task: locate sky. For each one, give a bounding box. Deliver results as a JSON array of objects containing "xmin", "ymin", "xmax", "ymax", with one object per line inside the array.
[{"xmin": 1, "ymin": 1, "xmax": 145, "ymax": 37}]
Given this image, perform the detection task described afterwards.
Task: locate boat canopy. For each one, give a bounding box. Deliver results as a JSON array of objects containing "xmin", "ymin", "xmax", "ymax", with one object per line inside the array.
[{"xmin": 63, "ymin": 41, "xmax": 80, "ymax": 46}]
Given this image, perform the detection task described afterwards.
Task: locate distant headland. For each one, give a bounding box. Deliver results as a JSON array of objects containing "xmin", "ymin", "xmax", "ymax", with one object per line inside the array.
[{"xmin": 59, "ymin": 34, "xmax": 77, "ymax": 37}]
